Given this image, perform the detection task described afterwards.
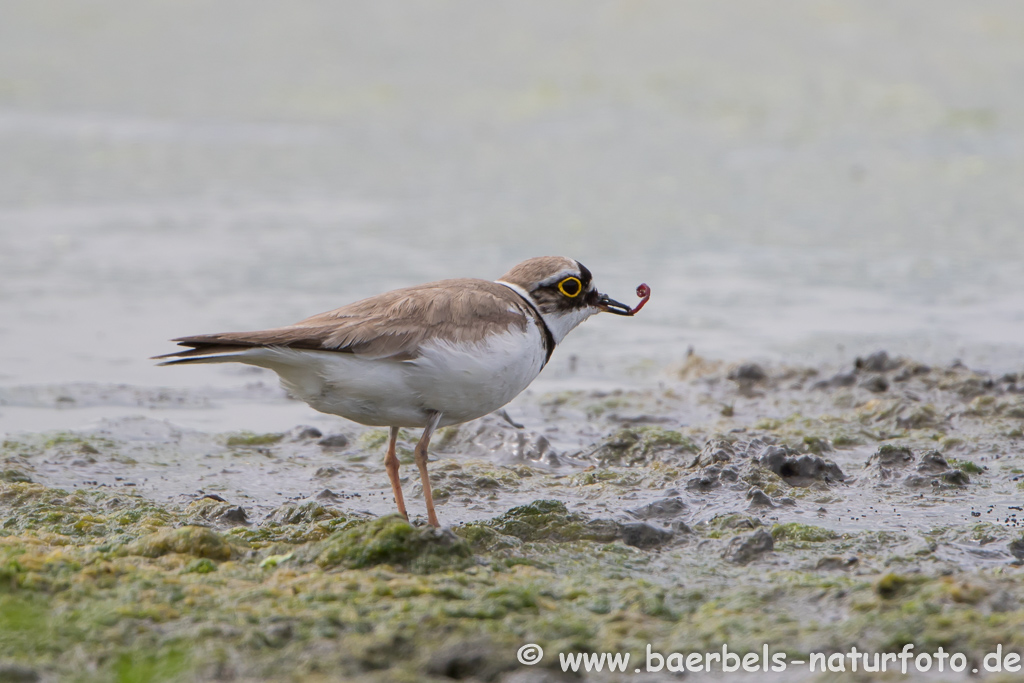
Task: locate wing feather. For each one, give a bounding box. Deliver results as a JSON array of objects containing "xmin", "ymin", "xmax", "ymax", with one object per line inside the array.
[{"xmin": 154, "ymin": 279, "xmax": 532, "ymax": 363}]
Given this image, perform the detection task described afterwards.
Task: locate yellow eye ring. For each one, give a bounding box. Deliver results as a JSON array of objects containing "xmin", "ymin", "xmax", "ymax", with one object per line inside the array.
[{"xmin": 558, "ymin": 276, "xmax": 583, "ymax": 298}]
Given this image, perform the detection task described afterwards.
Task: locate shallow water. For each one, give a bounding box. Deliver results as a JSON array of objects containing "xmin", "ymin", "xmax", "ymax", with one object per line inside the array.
[
  {"xmin": 2, "ymin": 1, "xmax": 1024, "ymax": 437},
  {"xmin": 1, "ymin": 2, "xmax": 1024, "ymax": 503}
]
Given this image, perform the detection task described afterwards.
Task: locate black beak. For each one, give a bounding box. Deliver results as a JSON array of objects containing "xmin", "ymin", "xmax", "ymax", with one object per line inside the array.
[{"xmin": 596, "ymin": 293, "xmax": 635, "ymax": 316}]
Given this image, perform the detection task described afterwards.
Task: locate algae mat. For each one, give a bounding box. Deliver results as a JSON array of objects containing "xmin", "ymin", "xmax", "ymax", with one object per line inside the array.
[{"xmin": 3, "ymin": 354, "xmax": 1024, "ymax": 681}]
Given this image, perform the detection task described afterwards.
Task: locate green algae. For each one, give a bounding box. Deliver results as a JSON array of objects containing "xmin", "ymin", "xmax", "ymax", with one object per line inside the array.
[
  {"xmin": 316, "ymin": 516, "xmax": 472, "ymax": 571},
  {"xmin": 739, "ymin": 466, "xmax": 787, "ymax": 496},
  {"xmin": 831, "ymin": 433, "xmax": 865, "ymax": 447},
  {"xmin": 4, "ymin": 357, "xmax": 1024, "ymax": 680},
  {"xmin": 699, "ymin": 514, "xmax": 762, "ymax": 539},
  {"xmin": 357, "ymin": 429, "xmax": 390, "ymax": 451},
  {"xmin": 41, "ymin": 433, "xmax": 113, "ymax": 452},
  {"xmin": 429, "ymin": 461, "xmax": 523, "ymax": 501},
  {"xmin": 949, "ymin": 457, "xmax": 986, "ymax": 474},
  {"xmin": 127, "ymin": 526, "xmax": 237, "ymax": 561},
  {"xmin": 184, "ymin": 558, "xmax": 218, "ymax": 574},
  {"xmin": 0, "ymin": 469, "xmax": 31, "ymax": 483},
  {"xmin": 875, "ymin": 443, "xmax": 913, "ymax": 460},
  {"xmin": 225, "ymin": 432, "xmax": 283, "ymax": 447},
  {"xmin": 258, "ymin": 551, "xmax": 292, "ymax": 569},
  {"xmin": 771, "ymin": 522, "xmax": 839, "ymax": 544},
  {"xmin": 227, "ymin": 503, "xmax": 356, "ymax": 548},
  {"xmin": 569, "ymin": 467, "xmax": 647, "ymax": 488},
  {"xmin": 4, "ymin": 474, "xmax": 1024, "ymax": 682},
  {"xmin": 0, "ymin": 483, "xmax": 174, "ymax": 541},
  {"xmin": 113, "ymin": 648, "xmax": 190, "ymax": 683},
  {"xmin": 472, "ymin": 500, "xmax": 619, "ymax": 544},
  {"xmin": 454, "ymin": 524, "xmax": 522, "ymax": 552},
  {"xmin": 184, "ymin": 498, "xmax": 248, "ymax": 527},
  {"xmin": 593, "ymin": 426, "xmax": 698, "ymax": 466},
  {"xmin": 267, "ymin": 501, "xmax": 340, "ymax": 525}
]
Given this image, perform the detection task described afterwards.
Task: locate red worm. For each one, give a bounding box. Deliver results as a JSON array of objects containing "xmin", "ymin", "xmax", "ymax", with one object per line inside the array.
[{"xmin": 630, "ymin": 283, "xmax": 651, "ymax": 315}]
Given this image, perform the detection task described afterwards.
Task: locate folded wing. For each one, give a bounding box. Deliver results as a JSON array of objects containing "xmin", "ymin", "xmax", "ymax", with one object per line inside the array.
[{"xmin": 154, "ymin": 279, "xmax": 531, "ymax": 364}]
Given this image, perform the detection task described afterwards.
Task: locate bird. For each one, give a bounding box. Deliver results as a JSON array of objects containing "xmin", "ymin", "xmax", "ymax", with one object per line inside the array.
[{"xmin": 155, "ymin": 256, "xmax": 645, "ymax": 527}]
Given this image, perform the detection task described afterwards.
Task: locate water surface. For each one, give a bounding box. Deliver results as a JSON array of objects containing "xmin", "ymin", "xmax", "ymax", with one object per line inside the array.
[{"xmin": 1, "ymin": 0, "xmax": 1023, "ymax": 433}]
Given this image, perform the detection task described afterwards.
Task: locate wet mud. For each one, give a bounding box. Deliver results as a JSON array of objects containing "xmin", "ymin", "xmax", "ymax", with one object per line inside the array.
[{"xmin": 2, "ymin": 353, "xmax": 1024, "ymax": 681}]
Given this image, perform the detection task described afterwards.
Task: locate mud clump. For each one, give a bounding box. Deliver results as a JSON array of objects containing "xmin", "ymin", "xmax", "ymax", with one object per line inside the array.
[
  {"xmin": 185, "ymin": 497, "xmax": 249, "ymax": 527},
  {"xmin": 593, "ymin": 427, "xmax": 698, "ymax": 466},
  {"xmin": 905, "ymin": 451, "xmax": 970, "ymax": 486},
  {"xmin": 686, "ymin": 465, "xmax": 741, "ymax": 492},
  {"xmin": 866, "ymin": 445, "xmax": 971, "ymax": 487},
  {"xmin": 618, "ymin": 522, "xmax": 675, "ymax": 549},
  {"xmin": 746, "ymin": 489, "xmax": 775, "ymax": 508},
  {"xmin": 693, "ymin": 438, "xmax": 737, "ymax": 468},
  {"xmin": 859, "ymin": 374, "xmax": 889, "ymax": 393},
  {"xmin": 435, "ymin": 414, "xmax": 563, "ymax": 467},
  {"xmin": 285, "ymin": 425, "xmax": 322, "ymax": 440},
  {"xmin": 266, "ymin": 500, "xmax": 343, "ymax": 525},
  {"xmin": 687, "ymin": 438, "xmax": 743, "ymax": 490},
  {"xmin": 727, "ymin": 363, "xmax": 768, "ymax": 394},
  {"xmin": 868, "ymin": 444, "xmax": 914, "ymax": 472},
  {"xmin": 317, "ymin": 433, "xmax": 350, "ymax": 449},
  {"xmin": 685, "ymin": 438, "xmax": 840, "ymax": 493},
  {"xmin": 316, "ymin": 516, "xmax": 471, "ymax": 571},
  {"xmin": 468, "ymin": 500, "xmax": 673, "ymax": 549},
  {"xmin": 755, "ymin": 445, "xmax": 845, "ymax": 486},
  {"xmin": 481, "ymin": 500, "xmax": 619, "ymax": 543},
  {"xmin": 234, "ymin": 500, "xmax": 357, "ymax": 546},
  {"xmin": 813, "ymin": 351, "xmax": 932, "ymax": 391},
  {"xmin": 723, "ymin": 529, "xmax": 774, "ymax": 564},
  {"xmin": 813, "ymin": 371, "xmax": 857, "ymax": 390},
  {"xmin": 626, "ymin": 496, "xmax": 687, "ymax": 521},
  {"xmin": 856, "ymin": 351, "xmax": 904, "ymax": 373},
  {"xmin": 816, "ymin": 556, "xmax": 859, "ymax": 571},
  {"xmin": 896, "ymin": 404, "xmax": 944, "ymax": 430},
  {"xmin": 428, "ymin": 461, "xmax": 523, "ymax": 502}
]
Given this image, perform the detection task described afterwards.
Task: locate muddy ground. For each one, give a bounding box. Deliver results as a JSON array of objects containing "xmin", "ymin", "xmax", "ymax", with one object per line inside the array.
[{"xmin": 2, "ymin": 352, "xmax": 1024, "ymax": 682}]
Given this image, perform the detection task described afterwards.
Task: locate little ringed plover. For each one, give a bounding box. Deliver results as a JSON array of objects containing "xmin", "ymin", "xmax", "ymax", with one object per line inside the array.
[{"xmin": 155, "ymin": 256, "xmax": 649, "ymax": 527}]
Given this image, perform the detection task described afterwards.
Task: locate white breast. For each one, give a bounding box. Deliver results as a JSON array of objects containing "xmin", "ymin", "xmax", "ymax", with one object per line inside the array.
[
  {"xmin": 406, "ymin": 321, "xmax": 547, "ymax": 426},
  {"xmin": 232, "ymin": 319, "xmax": 548, "ymax": 428}
]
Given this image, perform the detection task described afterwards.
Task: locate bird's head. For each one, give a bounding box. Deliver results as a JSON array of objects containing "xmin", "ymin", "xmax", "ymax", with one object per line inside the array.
[{"xmin": 497, "ymin": 256, "xmax": 637, "ymax": 344}]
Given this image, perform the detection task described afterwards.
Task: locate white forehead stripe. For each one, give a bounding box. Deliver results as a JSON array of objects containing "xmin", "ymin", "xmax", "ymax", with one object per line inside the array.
[{"xmin": 536, "ymin": 269, "xmax": 582, "ymax": 288}]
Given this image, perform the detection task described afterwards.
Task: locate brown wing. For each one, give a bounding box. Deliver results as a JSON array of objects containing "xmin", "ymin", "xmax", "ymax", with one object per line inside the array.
[{"xmin": 155, "ymin": 279, "xmax": 533, "ymax": 362}]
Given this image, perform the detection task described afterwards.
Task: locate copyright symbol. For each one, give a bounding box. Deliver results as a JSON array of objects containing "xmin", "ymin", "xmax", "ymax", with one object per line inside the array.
[{"xmin": 517, "ymin": 643, "xmax": 544, "ymax": 665}]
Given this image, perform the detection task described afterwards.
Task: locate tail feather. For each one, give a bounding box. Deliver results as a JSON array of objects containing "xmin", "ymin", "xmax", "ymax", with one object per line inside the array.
[
  {"xmin": 152, "ymin": 338, "xmax": 256, "ymax": 366},
  {"xmin": 155, "ymin": 342, "xmax": 328, "ymax": 400},
  {"xmin": 155, "ymin": 354, "xmax": 243, "ymax": 366}
]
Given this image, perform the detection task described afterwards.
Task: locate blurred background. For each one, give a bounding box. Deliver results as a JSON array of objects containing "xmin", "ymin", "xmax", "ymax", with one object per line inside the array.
[{"xmin": 1, "ymin": 0, "xmax": 1023, "ymax": 429}]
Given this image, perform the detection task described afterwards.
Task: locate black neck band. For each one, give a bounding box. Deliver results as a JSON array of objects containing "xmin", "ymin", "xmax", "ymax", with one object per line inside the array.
[{"xmin": 499, "ymin": 282, "xmax": 556, "ymax": 367}]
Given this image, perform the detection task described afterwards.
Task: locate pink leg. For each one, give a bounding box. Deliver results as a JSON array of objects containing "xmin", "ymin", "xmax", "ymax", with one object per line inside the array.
[
  {"xmin": 383, "ymin": 426, "xmax": 408, "ymax": 520},
  {"xmin": 414, "ymin": 412, "xmax": 443, "ymax": 528}
]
